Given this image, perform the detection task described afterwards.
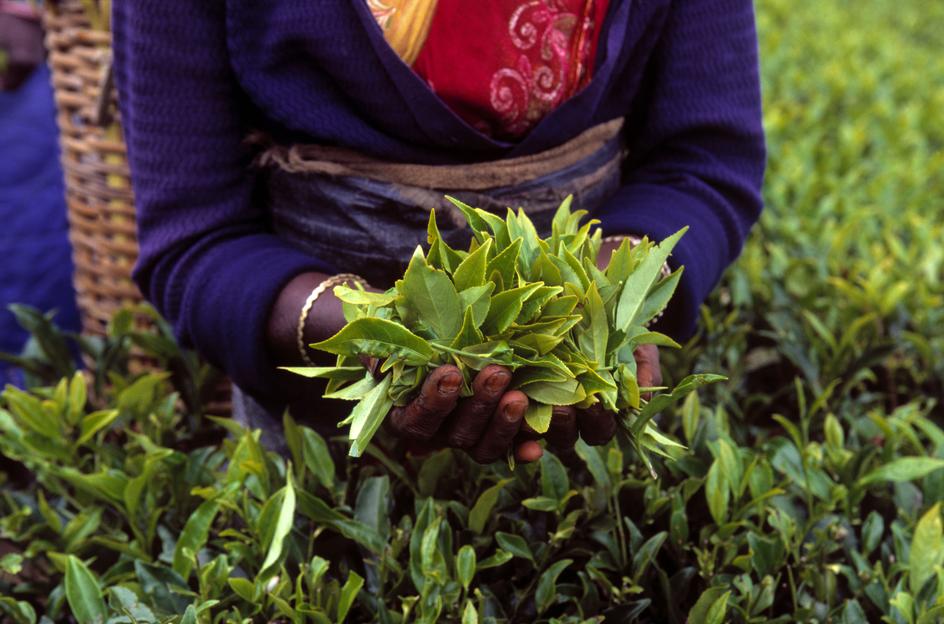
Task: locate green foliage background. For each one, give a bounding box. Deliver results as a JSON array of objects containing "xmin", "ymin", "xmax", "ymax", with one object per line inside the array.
[{"xmin": 1, "ymin": 0, "xmax": 942, "ymax": 622}]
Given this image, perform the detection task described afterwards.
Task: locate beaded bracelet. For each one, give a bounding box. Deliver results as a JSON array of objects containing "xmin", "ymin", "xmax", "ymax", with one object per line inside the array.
[{"xmin": 296, "ymin": 273, "xmax": 367, "ymax": 366}]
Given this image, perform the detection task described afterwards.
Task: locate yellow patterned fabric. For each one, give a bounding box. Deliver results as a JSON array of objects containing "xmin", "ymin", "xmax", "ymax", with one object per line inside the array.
[{"xmin": 367, "ymin": 0, "xmax": 439, "ymax": 65}]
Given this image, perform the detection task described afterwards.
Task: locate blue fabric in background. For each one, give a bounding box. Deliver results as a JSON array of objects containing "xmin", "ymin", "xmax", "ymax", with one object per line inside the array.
[{"xmin": 0, "ymin": 62, "xmax": 80, "ymax": 385}]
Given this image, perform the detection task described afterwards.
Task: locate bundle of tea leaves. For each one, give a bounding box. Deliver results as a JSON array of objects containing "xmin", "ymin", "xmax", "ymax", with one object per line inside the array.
[{"xmin": 287, "ymin": 197, "xmax": 722, "ymax": 468}]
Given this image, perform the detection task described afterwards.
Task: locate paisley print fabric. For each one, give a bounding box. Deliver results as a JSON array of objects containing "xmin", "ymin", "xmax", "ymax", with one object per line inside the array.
[{"xmin": 369, "ymin": 0, "xmax": 610, "ymax": 139}]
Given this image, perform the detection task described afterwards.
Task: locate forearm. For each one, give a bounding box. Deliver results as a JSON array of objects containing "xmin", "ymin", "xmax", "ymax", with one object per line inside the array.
[{"xmin": 266, "ymin": 271, "xmax": 346, "ymax": 368}]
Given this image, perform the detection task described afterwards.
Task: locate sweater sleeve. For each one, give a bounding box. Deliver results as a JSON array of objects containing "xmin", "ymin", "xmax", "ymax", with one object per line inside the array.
[
  {"xmin": 594, "ymin": 0, "xmax": 766, "ymax": 339},
  {"xmin": 112, "ymin": 0, "xmax": 334, "ymax": 400}
]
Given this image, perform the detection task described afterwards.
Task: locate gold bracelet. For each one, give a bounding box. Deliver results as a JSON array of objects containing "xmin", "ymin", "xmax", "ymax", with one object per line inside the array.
[
  {"xmin": 603, "ymin": 235, "xmax": 673, "ymax": 326},
  {"xmin": 296, "ymin": 273, "xmax": 367, "ymax": 366}
]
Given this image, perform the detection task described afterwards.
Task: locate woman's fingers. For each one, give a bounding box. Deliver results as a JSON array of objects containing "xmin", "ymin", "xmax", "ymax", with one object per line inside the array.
[
  {"xmin": 515, "ymin": 439, "xmax": 544, "ymax": 463},
  {"xmin": 546, "ymin": 406, "xmax": 578, "ymax": 450},
  {"xmin": 635, "ymin": 344, "xmax": 662, "ymax": 400},
  {"xmin": 470, "ymin": 390, "xmax": 528, "ymax": 464},
  {"xmin": 446, "ymin": 365, "xmax": 512, "ymax": 448},
  {"xmin": 577, "ymin": 402, "xmax": 617, "ymax": 446},
  {"xmin": 390, "ymin": 365, "xmax": 462, "ymax": 440}
]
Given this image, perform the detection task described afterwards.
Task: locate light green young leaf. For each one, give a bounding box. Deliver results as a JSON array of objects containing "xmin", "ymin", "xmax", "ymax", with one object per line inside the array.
[
  {"xmin": 469, "ymin": 480, "xmax": 510, "ymax": 534},
  {"xmin": 453, "ymin": 239, "xmax": 492, "ymax": 291},
  {"xmin": 615, "ymin": 228, "xmax": 687, "ymax": 332},
  {"xmin": 333, "ymin": 285, "xmax": 397, "ymax": 307},
  {"xmin": 486, "ymin": 238, "xmax": 522, "ymax": 289},
  {"xmin": 859, "ymin": 457, "xmax": 944, "ymax": 486},
  {"xmin": 524, "ymin": 402, "xmax": 553, "ymax": 434},
  {"xmin": 910, "ymin": 503, "xmax": 943, "ymax": 594},
  {"xmin": 258, "ymin": 470, "xmax": 297, "ymax": 580},
  {"xmin": 64, "ymin": 555, "xmax": 106, "ymax": 624},
  {"xmin": 348, "ymin": 374, "xmax": 395, "ymax": 457},
  {"xmin": 324, "ymin": 374, "xmax": 379, "ymax": 401},
  {"xmin": 521, "ymin": 379, "xmax": 587, "ymax": 406},
  {"xmin": 459, "ymin": 283, "xmax": 495, "ymax": 328},
  {"xmin": 337, "ymin": 571, "xmax": 364, "ymax": 623},
  {"xmin": 399, "ymin": 246, "xmax": 463, "ymax": 340},
  {"xmin": 456, "ymin": 545, "xmax": 476, "ymax": 590},
  {"xmin": 76, "ymin": 410, "xmax": 118, "ymax": 446},
  {"xmin": 311, "ymin": 318, "xmax": 433, "ymax": 365},
  {"xmin": 173, "ymin": 500, "xmax": 220, "ymax": 580},
  {"xmin": 483, "ymin": 283, "xmax": 544, "ymax": 335}
]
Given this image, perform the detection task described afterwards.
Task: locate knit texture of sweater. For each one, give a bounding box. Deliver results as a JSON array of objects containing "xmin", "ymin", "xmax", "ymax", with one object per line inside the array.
[{"xmin": 112, "ymin": 0, "xmax": 766, "ymax": 403}]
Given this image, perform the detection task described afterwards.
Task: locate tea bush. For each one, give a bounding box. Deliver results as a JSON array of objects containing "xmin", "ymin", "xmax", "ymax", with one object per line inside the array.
[{"xmin": 1, "ymin": 0, "xmax": 942, "ymax": 621}]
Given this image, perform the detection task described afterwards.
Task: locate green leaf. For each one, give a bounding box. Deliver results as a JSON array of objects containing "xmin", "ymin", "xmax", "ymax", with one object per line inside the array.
[
  {"xmin": 180, "ymin": 605, "xmax": 198, "ymax": 624},
  {"xmin": 227, "ymin": 577, "xmax": 255, "ymax": 602},
  {"xmin": 522, "ymin": 496, "xmax": 559, "ymax": 511},
  {"xmin": 337, "ymin": 571, "xmax": 364, "ymax": 623},
  {"xmin": 76, "ymin": 410, "xmax": 118, "ymax": 446},
  {"xmin": 451, "ymin": 307, "xmax": 485, "ymax": 350},
  {"xmin": 614, "ymin": 228, "xmax": 687, "ymax": 331},
  {"xmin": 355, "ymin": 475, "xmax": 391, "ymax": 542},
  {"xmin": 302, "ymin": 427, "xmax": 337, "ymax": 491},
  {"xmin": 469, "ymin": 480, "xmax": 509, "ymax": 534},
  {"xmin": 689, "ymin": 587, "xmax": 730, "ymax": 624},
  {"xmin": 347, "ymin": 374, "xmax": 395, "ymax": 457},
  {"xmin": 910, "ymin": 503, "xmax": 943, "ymax": 594},
  {"xmin": 524, "ymin": 402, "xmax": 553, "ymax": 434},
  {"xmin": 540, "ymin": 451, "xmax": 569, "ymax": 502},
  {"xmin": 535, "ymin": 559, "xmax": 572, "ymax": 614},
  {"xmin": 859, "ymin": 457, "xmax": 944, "ymax": 485},
  {"xmin": 705, "ymin": 591, "xmax": 731, "ymax": 624},
  {"xmin": 486, "ymin": 237, "xmax": 522, "ymax": 289},
  {"xmin": 862, "ymin": 511, "xmax": 885, "ymax": 555},
  {"xmin": 67, "ymin": 372, "xmax": 87, "ymax": 426},
  {"xmin": 65, "ymin": 555, "xmax": 106, "ymax": 624},
  {"xmin": 280, "ymin": 366, "xmax": 365, "ymax": 381},
  {"xmin": 635, "ymin": 267, "xmax": 684, "ymax": 327},
  {"xmin": 258, "ymin": 470, "xmax": 297, "ymax": 580},
  {"xmin": 398, "ymin": 246, "xmax": 463, "ymax": 339},
  {"xmin": 456, "ymin": 545, "xmax": 476, "ymax": 590},
  {"xmin": 521, "ymin": 379, "xmax": 587, "ymax": 406},
  {"xmin": 310, "ymin": 318, "xmax": 433, "ymax": 365},
  {"xmin": 483, "ymin": 283, "xmax": 544, "ymax": 335},
  {"xmin": 173, "ymin": 500, "xmax": 220, "ymax": 580},
  {"xmin": 453, "ymin": 239, "xmax": 492, "ymax": 291},
  {"xmin": 459, "ymin": 283, "xmax": 495, "ymax": 329},
  {"xmin": 477, "ymin": 550, "xmax": 513, "ymax": 570},
  {"xmin": 323, "ymin": 374, "xmax": 378, "ymax": 401},
  {"xmin": 705, "ymin": 460, "xmax": 729, "ymax": 524},
  {"xmin": 333, "ymin": 285, "xmax": 397, "ymax": 307},
  {"xmin": 495, "ymin": 532, "xmax": 534, "ymax": 563},
  {"xmin": 581, "ymin": 282, "xmax": 608, "ymax": 365},
  {"xmin": 632, "ymin": 532, "xmax": 667, "ymax": 581},
  {"xmin": 462, "ymin": 600, "xmax": 478, "ymax": 624}
]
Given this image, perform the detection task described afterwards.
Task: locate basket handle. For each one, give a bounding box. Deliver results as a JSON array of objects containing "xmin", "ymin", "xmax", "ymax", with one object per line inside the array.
[{"xmin": 94, "ymin": 49, "xmax": 114, "ymax": 127}]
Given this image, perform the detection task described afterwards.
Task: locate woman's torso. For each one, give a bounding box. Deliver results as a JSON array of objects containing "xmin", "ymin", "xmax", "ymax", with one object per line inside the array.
[{"xmin": 224, "ymin": 0, "xmax": 673, "ymax": 164}]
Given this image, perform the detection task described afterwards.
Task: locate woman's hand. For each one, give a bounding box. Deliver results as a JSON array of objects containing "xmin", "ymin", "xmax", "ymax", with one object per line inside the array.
[{"xmin": 389, "ymin": 364, "xmax": 542, "ymax": 464}]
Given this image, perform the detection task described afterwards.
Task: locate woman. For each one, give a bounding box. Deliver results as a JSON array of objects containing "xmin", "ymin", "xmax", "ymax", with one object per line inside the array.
[
  {"xmin": 1, "ymin": 0, "xmax": 81, "ymax": 385},
  {"xmin": 113, "ymin": 0, "xmax": 765, "ymax": 462}
]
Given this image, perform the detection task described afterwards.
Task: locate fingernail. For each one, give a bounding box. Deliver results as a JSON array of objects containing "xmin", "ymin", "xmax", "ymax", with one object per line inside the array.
[
  {"xmin": 438, "ymin": 372, "xmax": 461, "ymax": 395},
  {"xmin": 503, "ymin": 400, "xmax": 526, "ymax": 421},
  {"xmin": 486, "ymin": 371, "xmax": 510, "ymax": 392}
]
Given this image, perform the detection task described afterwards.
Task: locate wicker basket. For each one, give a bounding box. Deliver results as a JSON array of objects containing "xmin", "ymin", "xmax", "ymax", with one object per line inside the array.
[
  {"xmin": 44, "ymin": 1, "xmax": 138, "ymax": 338},
  {"xmin": 43, "ymin": 0, "xmax": 231, "ymax": 413}
]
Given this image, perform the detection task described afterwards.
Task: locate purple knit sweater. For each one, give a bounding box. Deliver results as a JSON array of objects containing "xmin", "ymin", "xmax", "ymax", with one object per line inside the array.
[{"xmin": 112, "ymin": 0, "xmax": 765, "ymax": 402}]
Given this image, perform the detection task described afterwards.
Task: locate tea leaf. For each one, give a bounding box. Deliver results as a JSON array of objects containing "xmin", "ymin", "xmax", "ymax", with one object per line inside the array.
[
  {"xmin": 614, "ymin": 228, "xmax": 687, "ymax": 331},
  {"xmin": 859, "ymin": 458, "xmax": 944, "ymax": 486},
  {"xmin": 311, "ymin": 318, "xmax": 433, "ymax": 365},
  {"xmin": 536, "ymin": 559, "xmax": 572, "ymax": 613},
  {"xmin": 64, "ymin": 555, "xmax": 106, "ymax": 624},
  {"xmin": 456, "ymin": 545, "xmax": 476, "ymax": 590},
  {"xmin": 909, "ymin": 503, "xmax": 943, "ymax": 594},
  {"xmin": 399, "ymin": 247, "xmax": 463, "ymax": 340}
]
